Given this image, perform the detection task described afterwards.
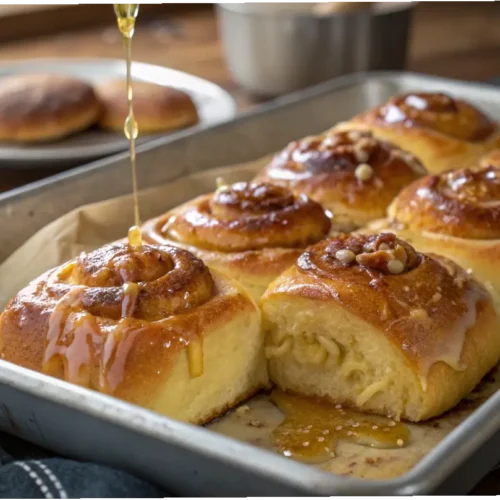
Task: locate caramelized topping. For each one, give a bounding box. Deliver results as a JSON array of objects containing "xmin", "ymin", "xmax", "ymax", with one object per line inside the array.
[
  {"xmin": 128, "ymin": 225, "xmax": 142, "ymax": 247},
  {"xmin": 390, "ymin": 164, "xmax": 500, "ymax": 239},
  {"xmin": 210, "ymin": 182, "xmax": 295, "ymax": 219},
  {"xmin": 43, "ymin": 243, "xmax": 216, "ymax": 392},
  {"xmin": 264, "ymin": 130, "xmax": 425, "ymax": 181},
  {"xmin": 298, "ymin": 233, "xmax": 420, "ymax": 277},
  {"xmin": 441, "ymin": 166, "xmax": 500, "ymax": 206},
  {"xmin": 271, "ymin": 390, "xmax": 409, "ymax": 463},
  {"xmin": 255, "ymin": 131, "xmax": 425, "ymax": 225},
  {"xmin": 376, "ymin": 92, "xmax": 496, "ymax": 141},
  {"xmin": 158, "ymin": 181, "xmax": 331, "ymax": 252},
  {"xmin": 292, "ymin": 234, "xmax": 490, "ymax": 383}
]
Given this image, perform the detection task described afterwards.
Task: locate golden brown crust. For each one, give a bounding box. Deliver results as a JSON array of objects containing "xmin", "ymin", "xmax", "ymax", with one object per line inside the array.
[
  {"xmin": 0, "ymin": 242, "xmax": 257, "ymax": 407},
  {"xmin": 95, "ymin": 79, "xmax": 199, "ymax": 134},
  {"xmin": 367, "ymin": 93, "xmax": 496, "ymax": 142},
  {"xmin": 336, "ymin": 92, "xmax": 500, "ymax": 174},
  {"xmin": 0, "ymin": 74, "xmax": 100, "ymax": 142},
  {"xmin": 159, "ymin": 182, "xmax": 331, "ymax": 252},
  {"xmin": 480, "ymin": 148, "xmax": 500, "ymax": 168},
  {"xmin": 267, "ymin": 233, "xmax": 493, "ymax": 379},
  {"xmin": 254, "ymin": 130, "xmax": 426, "ymax": 228},
  {"xmin": 142, "ymin": 182, "xmax": 332, "ymax": 299},
  {"xmin": 389, "ymin": 164, "xmax": 500, "ymax": 240}
]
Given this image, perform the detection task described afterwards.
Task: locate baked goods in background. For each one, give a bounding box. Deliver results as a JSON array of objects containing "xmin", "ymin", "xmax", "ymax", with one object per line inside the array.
[
  {"xmin": 0, "ymin": 242, "xmax": 267, "ymax": 424},
  {"xmin": 312, "ymin": 2, "xmax": 373, "ymax": 15},
  {"xmin": 0, "ymin": 73, "xmax": 200, "ymax": 144},
  {"xmin": 334, "ymin": 92, "xmax": 500, "ymax": 174},
  {"xmin": 254, "ymin": 129, "xmax": 426, "ymax": 231},
  {"xmin": 0, "ymin": 73, "xmax": 100, "ymax": 142},
  {"xmin": 261, "ymin": 232, "xmax": 500, "ymax": 422},
  {"xmin": 95, "ymin": 79, "xmax": 199, "ymax": 134},
  {"xmin": 142, "ymin": 181, "xmax": 332, "ymax": 300},
  {"xmin": 369, "ymin": 162, "xmax": 500, "ymax": 316}
]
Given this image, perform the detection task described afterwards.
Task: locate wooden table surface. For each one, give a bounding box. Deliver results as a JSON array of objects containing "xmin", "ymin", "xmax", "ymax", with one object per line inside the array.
[
  {"xmin": 0, "ymin": 2, "xmax": 499, "ymax": 494},
  {"xmin": 1, "ymin": 2, "xmax": 500, "ymax": 193}
]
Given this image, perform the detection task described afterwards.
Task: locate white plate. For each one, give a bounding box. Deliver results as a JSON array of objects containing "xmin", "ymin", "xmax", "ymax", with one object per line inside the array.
[{"xmin": 0, "ymin": 58, "xmax": 237, "ymax": 169}]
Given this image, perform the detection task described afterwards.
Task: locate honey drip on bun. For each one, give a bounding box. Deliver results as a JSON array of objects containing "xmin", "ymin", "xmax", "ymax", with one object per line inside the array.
[
  {"xmin": 43, "ymin": 243, "xmax": 215, "ymax": 391},
  {"xmin": 115, "ymin": 4, "xmax": 142, "ymax": 245}
]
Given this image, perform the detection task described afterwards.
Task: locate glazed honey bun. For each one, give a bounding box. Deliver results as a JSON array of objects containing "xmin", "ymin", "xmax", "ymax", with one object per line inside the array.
[
  {"xmin": 334, "ymin": 92, "xmax": 500, "ymax": 174},
  {"xmin": 254, "ymin": 129, "xmax": 426, "ymax": 230},
  {"xmin": 0, "ymin": 242, "xmax": 267, "ymax": 424},
  {"xmin": 380, "ymin": 163, "xmax": 500, "ymax": 316},
  {"xmin": 0, "ymin": 74, "xmax": 101, "ymax": 142},
  {"xmin": 142, "ymin": 181, "xmax": 332, "ymax": 300},
  {"xmin": 261, "ymin": 233, "xmax": 500, "ymax": 421}
]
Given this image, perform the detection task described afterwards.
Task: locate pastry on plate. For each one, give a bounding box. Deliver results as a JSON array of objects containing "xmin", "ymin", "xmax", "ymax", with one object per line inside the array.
[
  {"xmin": 334, "ymin": 92, "xmax": 500, "ymax": 174},
  {"xmin": 0, "ymin": 73, "xmax": 100, "ymax": 142},
  {"xmin": 254, "ymin": 129, "xmax": 426, "ymax": 231},
  {"xmin": 0, "ymin": 242, "xmax": 267, "ymax": 424},
  {"xmin": 95, "ymin": 79, "xmax": 199, "ymax": 134},
  {"xmin": 261, "ymin": 233, "xmax": 500, "ymax": 421},
  {"xmin": 368, "ymin": 162, "xmax": 500, "ymax": 315},
  {"xmin": 142, "ymin": 181, "xmax": 332, "ymax": 301}
]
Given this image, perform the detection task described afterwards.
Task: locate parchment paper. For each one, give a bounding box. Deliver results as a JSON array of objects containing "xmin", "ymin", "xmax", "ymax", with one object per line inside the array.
[{"xmin": 0, "ymin": 155, "xmax": 499, "ymax": 481}]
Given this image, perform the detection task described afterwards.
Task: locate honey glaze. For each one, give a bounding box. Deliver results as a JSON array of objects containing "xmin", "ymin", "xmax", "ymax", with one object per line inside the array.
[
  {"xmin": 187, "ymin": 337, "xmax": 204, "ymax": 377},
  {"xmin": 128, "ymin": 225, "xmax": 142, "ymax": 247},
  {"xmin": 114, "ymin": 4, "xmax": 142, "ymax": 243},
  {"xmin": 121, "ymin": 282, "xmax": 140, "ymax": 317},
  {"xmin": 43, "ymin": 285, "xmax": 145, "ymax": 391},
  {"xmin": 44, "ymin": 287, "xmax": 98, "ymax": 385},
  {"xmin": 100, "ymin": 319, "xmax": 145, "ymax": 393},
  {"xmin": 43, "ymin": 242, "xmax": 213, "ymax": 391},
  {"xmin": 270, "ymin": 390, "xmax": 409, "ymax": 463}
]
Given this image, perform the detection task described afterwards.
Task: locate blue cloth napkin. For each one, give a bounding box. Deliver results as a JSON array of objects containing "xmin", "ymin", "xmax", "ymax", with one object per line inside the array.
[{"xmin": 0, "ymin": 432, "xmax": 166, "ymax": 498}]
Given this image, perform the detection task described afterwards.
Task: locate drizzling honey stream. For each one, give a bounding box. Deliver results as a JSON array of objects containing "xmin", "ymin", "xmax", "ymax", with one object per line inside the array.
[{"xmin": 114, "ymin": 4, "xmax": 142, "ymax": 247}]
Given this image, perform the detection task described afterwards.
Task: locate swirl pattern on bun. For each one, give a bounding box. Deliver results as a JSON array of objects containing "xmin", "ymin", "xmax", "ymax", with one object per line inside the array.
[
  {"xmin": 142, "ymin": 181, "xmax": 332, "ymax": 300},
  {"xmin": 0, "ymin": 242, "xmax": 267, "ymax": 424},
  {"xmin": 261, "ymin": 233, "xmax": 500, "ymax": 421},
  {"xmin": 334, "ymin": 92, "xmax": 500, "ymax": 174},
  {"xmin": 366, "ymin": 163, "xmax": 500, "ymax": 317},
  {"xmin": 389, "ymin": 165, "xmax": 500, "ymax": 240},
  {"xmin": 254, "ymin": 130, "xmax": 426, "ymax": 231}
]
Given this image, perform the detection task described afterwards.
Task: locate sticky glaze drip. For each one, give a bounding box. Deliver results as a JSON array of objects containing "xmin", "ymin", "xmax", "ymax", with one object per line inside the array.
[
  {"xmin": 187, "ymin": 337, "xmax": 204, "ymax": 378},
  {"xmin": 417, "ymin": 284, "xmax": 487, "ymax": 391},
  {"xmin": 100, "ymin": 319, "xmax": 144, "ymax": 393},
  {"xmin": 42, "ymin": 243, "xmax": 216, "ymax": 391},
  {"xmin": 122, "ymin": 282, "xmax": 140, "ymax": 317},
  {"xmin": 128, "ymin": 225, "xmax": 142, "ymax": 247},
  {"xmin": 115, "ymin": 4, "xmax": 141, "ymax": 230},
  {"xmin": 270, "ymin": 391, "xmax": 409, "ymax": 463},
  {"xmin": 293, "ymin": 234, "xmax": 492, "ymax": 391}
]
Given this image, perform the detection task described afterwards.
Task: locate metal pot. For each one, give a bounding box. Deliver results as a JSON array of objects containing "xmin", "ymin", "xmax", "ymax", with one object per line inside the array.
[{"xmin": 217, "ymin": 2, "xmax": 415, "ymax": 96}]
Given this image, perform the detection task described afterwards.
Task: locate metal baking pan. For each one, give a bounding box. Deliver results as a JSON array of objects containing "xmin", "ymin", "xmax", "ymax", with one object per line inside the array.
[{"xmin": 1, "ymin": 71, "xmax": 500, "ymax": 495}]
